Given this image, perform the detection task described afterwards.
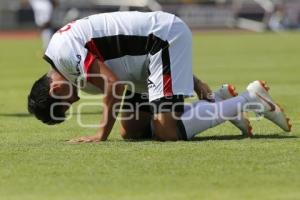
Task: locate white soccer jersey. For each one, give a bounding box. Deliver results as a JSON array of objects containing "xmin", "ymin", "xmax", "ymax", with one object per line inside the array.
[{"xmin": 44, "ymin": 11, "xmax": 194, "ymax": 101}]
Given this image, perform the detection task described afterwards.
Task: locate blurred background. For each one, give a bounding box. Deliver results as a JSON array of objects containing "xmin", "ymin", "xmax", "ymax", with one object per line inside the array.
[{"xmin": 1, "ymin": 0, "xmax": 300, "ymax": 32}]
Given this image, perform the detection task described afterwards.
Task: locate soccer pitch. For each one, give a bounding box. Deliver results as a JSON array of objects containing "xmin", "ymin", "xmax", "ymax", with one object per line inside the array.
[{"xmin": 0, "ymin": 32, "xmax": 299, "ymax": 200}]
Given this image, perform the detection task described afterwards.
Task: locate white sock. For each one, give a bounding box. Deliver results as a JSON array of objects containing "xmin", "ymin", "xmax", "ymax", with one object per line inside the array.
[
  {"xmin": 214, "ymin": 91, "xmax": 244, "ymax": 122},
  {"xmin": 214, "ymin": 92, "xmax": 222, "ymax": 102},
  {"xmin": 181, "ymin": 93, "xmax": 252, "ymax": 139}
]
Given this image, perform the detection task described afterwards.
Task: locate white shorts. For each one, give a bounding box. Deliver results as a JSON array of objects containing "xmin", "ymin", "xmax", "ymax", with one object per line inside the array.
[{"xmin": 147, "ymin": 17, "xmax": 194, "ymax": 102}]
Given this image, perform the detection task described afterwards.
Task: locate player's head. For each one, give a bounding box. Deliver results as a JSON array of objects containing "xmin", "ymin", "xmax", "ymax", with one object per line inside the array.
[{"xmin": 28, "ymin": 71, "xmax": 80, "ymax": 125}]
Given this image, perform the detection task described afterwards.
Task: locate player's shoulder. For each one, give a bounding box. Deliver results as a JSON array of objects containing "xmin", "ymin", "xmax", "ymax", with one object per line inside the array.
[
  {"xmin": 45, "ymin": 32, "xmax": 68, "ymax": 58},
  {"xmin": 45, "ymin": 32, "xmax": 81, "ymax": 69}
]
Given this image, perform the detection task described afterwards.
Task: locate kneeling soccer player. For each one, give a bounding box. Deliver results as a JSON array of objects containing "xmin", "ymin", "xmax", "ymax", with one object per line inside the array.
[{"xmin": 28, "ymin": 11, "xmax": 291, "ymax": 142}]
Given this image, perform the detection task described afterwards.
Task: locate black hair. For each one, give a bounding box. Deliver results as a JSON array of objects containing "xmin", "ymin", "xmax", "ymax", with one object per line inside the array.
[{"xmin": 28, "ymin": 74, "xmax": 65, "ymax": 125}]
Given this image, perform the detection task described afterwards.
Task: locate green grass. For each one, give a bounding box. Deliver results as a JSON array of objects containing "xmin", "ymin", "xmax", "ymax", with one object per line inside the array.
[{"xmin": 0, "ymin": 32, "xmax": 300, "ymax": 200}]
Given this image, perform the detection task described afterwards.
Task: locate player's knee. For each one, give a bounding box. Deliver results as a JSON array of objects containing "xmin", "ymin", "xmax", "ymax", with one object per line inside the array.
[
  {"xmin": 153, "ymin": 128, "xmax": 178, "ymax": 141},
  {"xmin": 120, "ymin": 127, "xmax": 132, "ymax": 139},
  {"xmin": 119, "ymin": 126, "xmax": 141, "ymax": 140},
  {"xmin": 152, "ymin": 123, "xmax": 179, "ymax": 141},
  {"xmin": 152, "ymin": 112, "xmax": 182, "ymax": 141},
  {"xmin": 120, "ymin": 125, "xmax": 152, "ymax": 140}
]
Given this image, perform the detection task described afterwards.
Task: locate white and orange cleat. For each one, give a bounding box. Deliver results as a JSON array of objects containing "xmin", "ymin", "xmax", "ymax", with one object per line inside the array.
[
  {"xmin": 215, "ymin": 84, "xmax": 253, "ymax": 137},
  {"xmin": 246, "ymin": 80, "xmax": 292, "ymax": 132}
]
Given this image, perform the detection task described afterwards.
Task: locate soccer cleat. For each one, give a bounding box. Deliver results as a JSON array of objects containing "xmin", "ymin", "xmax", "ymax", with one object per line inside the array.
[
  {"xmin": 215, "ymin": 84, "xmax": 253, "ymax": 137},
  {"xmin": 264, "ymin": 103, "xmax": 292, "ymax": 132},
  {"xmin": 246, "ymin": 80, "xmax": 292, "ymax": 132}
]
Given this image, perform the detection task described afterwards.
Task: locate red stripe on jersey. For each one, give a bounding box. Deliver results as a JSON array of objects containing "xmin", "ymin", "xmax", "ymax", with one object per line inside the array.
[
  {"xmin": 83, "ymin": 52, "xmax": 96, "ymax": 82},
  {"xmin": 163, "ymin": 74, "xmax": 173, "ymax": 96},
  {"xmin": 84, "ymin": 40, "xmax": 105, "ymax": 81},
  {"xmin": 85, "ymin": 40, "xmax": 104, "ymax": 62}
]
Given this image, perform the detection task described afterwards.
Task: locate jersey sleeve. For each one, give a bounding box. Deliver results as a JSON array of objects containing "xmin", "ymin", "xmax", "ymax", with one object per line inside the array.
[{"xmin": 44, "ymin": 33, "xmax": 99, "ymax": 84}]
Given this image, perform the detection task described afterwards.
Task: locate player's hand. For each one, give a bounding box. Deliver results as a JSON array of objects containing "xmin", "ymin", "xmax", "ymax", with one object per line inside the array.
[
  {"xmin": 194, "ymin": 79, "xmax": 214, "ymax": 102},
  {"xmin": 68, "ymin": 135, "xmax": 103, "ymax": 144}
]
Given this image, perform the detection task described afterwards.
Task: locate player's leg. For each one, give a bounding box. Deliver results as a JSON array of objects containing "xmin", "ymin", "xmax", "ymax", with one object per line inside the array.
[
  {"xmin": 120, "ymin": 111, "xmax": 152, "ymax": 140},
  {"xmin": 152, "ymin": 91, "xmax": 252, "ymax": 141},
  {"xmin": 180, "ymin": 94, "xmax": 250, "ymax": 139},
  {"xmin": 151, "ymin": 96, "xmax": 186, "ymax": 141},
  {"xmin": 214, "ymin": 84, "xmax": 253, "ymax": 136},
  {"xmin": 152, "ymin": 112, "xmax": 181, "ymax": 141},
  {"xmin": 179, "ymin": 80, "xmax": 292, "ymax": 139},
  {"xmin": 147, "ymin": 16, "xmax": 194, "ymax": 141},
  {"xmin": 119, "ymin": 89, "xmax": 153, "ymax": 140}
]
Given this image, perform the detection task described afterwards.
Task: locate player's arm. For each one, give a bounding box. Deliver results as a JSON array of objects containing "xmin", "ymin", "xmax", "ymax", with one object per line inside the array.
[
  {"xmin": 70, "ymin": 59, "xmax": 125, "ymax": 143},
  {"xmin": 193, "ymin": 75, "xmax": 213, "ymax": 101}
]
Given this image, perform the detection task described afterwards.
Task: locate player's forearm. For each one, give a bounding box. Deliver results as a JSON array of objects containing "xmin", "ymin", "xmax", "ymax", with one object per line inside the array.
[
  {"xmin": 193, "ymin": 74, "xmax": 213, "ymax": 101},
  {"xmin": 96, "ymin": 84, "xmax": 124, "ymax": 141},
  {"xmin": 96, "ymin": 95, "xmax": 119, "ymax": 141}
]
